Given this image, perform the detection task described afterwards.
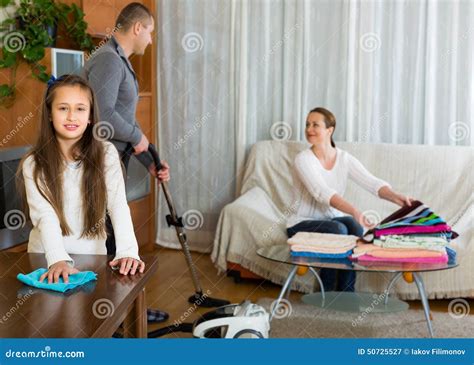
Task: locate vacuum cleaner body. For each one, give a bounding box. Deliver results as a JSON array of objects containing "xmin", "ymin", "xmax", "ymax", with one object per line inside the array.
[{"xmin": 192, "ymin": 301, "xmax": 270, "ymax": 338}]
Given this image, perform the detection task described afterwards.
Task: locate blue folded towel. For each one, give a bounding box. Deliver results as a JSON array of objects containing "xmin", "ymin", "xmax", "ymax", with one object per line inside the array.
[
  {"xmin": 290, "ymin": 249, "xmax": 353, "ymax": 259},
  {"xmin": 17, "ymin": 268, "xmax": 97, "ymax": 293}
]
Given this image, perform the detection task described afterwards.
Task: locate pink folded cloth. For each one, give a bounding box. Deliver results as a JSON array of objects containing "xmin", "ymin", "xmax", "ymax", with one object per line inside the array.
[
  {"xmin": 356, "ymin": 254, "xmax": 448, "ymax": 264},
  {"xmin": 375, "ymin": 224, "xmax": 451, "ymax": 238}
]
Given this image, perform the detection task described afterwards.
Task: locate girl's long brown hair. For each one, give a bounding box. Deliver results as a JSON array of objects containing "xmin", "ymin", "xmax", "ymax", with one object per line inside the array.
[{"xmin": 17, "ymin": 74, "xmax": 107, "ymax": 239}]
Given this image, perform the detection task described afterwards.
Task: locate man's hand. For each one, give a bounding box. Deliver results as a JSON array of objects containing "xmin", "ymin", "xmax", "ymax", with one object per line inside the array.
[
  {"xmin": 133, "ymin": 134, "xmax": 149, "ymax": 154},
  {"xmin": 39, "ymin": 261, "xmax": 79, "ymax": 284},
  {"xmin": 148, "ymin": 160, "xmax": 170, "ymax": 182}
]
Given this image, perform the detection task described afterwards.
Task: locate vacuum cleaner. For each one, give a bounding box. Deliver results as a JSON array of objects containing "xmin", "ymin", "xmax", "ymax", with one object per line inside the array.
[
  {"xmin": 145, "ymin": 145, "xmax": 272, "ymax": 339},
  {"xmin": 147, "ymin": 144, "xmax": 230, "ymax": 309},
  {"xmin": 148, "ymin": 300, "xmax": 270, "ymax": 338}
]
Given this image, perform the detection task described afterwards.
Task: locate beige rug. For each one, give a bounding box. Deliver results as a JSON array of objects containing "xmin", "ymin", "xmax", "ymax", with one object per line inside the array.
[{"xmin": 257, "ymin": 298, "xmax": 474, "ymax": 338}]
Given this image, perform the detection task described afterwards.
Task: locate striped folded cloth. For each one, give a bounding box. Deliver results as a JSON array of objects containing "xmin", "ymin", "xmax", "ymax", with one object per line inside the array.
[{"xmin": 363, "ymin": 200, "xmax": 458, "ymax": 242}]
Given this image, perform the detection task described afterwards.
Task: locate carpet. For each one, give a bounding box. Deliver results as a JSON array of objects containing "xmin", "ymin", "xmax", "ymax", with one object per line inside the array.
[{"xmin": 257, "ymin": 298, "xmax": 474, "ymax": 338}]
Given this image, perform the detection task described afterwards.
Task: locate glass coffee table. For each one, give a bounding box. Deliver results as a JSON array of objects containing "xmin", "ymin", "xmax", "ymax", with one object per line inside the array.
[{"xmin": 257, "ymin": 245, "xmax": 458, "ymax": 338}]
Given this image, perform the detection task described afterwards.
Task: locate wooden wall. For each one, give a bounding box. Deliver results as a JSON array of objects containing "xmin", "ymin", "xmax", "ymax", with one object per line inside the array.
[{"xmin": 0, "ymin": 0, "xmax": 157, "ymax": 248}]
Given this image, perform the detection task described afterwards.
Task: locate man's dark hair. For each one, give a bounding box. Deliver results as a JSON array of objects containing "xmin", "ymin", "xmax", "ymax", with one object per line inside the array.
[{"xmin": 115, "ymin": 2, "xmax": 153, "ymax": 32}]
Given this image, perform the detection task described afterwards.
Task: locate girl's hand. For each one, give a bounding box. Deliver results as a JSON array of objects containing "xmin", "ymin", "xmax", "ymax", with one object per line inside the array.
[
  {"xmin": 109, "ymin": 257, "xmax": 145, "ymax": 276},
  {"xmin": 39, "ymin": 261, "xmax": 79, "ymax": 284}
]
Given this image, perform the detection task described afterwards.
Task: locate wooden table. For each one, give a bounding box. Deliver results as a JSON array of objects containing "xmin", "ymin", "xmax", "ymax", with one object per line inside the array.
[{"xmin": 0, "ymin": 252, "xmax": 158, "ymax": 338}]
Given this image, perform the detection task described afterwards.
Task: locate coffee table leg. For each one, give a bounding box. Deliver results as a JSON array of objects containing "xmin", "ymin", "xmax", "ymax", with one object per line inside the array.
[
  {"xmin": 270, "ymin": 265, "xmax": 298, "ymax": 321},
  {"xmin": 413, "ymin": 273, "xmax": 434, "ymax": 338},
  {"xmin": 308, "ymin": 267, "xmax": 325, "ymax": 304},
  {"xmin": 384, "ymin": 272, "xmax": 403, "ymax": 305}
]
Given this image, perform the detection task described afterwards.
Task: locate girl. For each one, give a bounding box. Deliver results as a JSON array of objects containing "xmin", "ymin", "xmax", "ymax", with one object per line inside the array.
[
  {"xmin": 287, "ymin": 107, "xmax": 415, "ymax": 292},
  {"xmin": 18, "ymin": 74, "xmax": 144, "ymax": 284}
]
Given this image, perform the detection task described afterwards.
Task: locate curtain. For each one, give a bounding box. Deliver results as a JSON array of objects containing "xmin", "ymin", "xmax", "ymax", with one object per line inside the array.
[{"xmin": 156, "ymin": 0, "xmax": 474, "ymax": 252}]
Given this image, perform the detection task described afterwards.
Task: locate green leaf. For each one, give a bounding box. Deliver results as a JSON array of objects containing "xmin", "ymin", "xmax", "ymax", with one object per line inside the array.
[
  {"xmin": 0, "ymin": 48, "xmax": 17, "ymax": 68},
  {"xmin": 0, "ymin": 84, "xmax": 14, "ymax": 97},
  {"xmin": 22, "ymin": 45, "xmax": 45, "ymax": 62},
  {"xmin": 0, "ymin": 0, "xmax": 15, "ymax": 7}
]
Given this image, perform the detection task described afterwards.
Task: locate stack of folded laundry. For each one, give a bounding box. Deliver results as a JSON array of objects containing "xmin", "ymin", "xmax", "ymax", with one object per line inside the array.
[
  {"xmin": 353, "ymin": 200, "xmax": 458, "ymax": 264},
  {"xmin": 287, "ymin": 232, "xmax": 358, "ymax": 258}
]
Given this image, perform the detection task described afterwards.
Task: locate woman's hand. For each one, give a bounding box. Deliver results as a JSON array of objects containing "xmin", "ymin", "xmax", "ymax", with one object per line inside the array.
[
  {"xmin": 39, "ymin": 261, "xmax": 79, "ymax": 284},
  {"xmin": 391, "ymin": 193, "xmax": 415, "ymax": 207},
  {"xmin": 148, "ymin": 160, "xmax": 170, "ymax": 182},
  {"xmin": 378, "ymin": 186, "xmax": 415, "ymax": 207},
  {"xmin": 353, "ymin": 210, "xmax": 377, "ymax": 230},
  {"xmin": 109, "ymin": 257, "xmax": 145, "ymax": 276}
]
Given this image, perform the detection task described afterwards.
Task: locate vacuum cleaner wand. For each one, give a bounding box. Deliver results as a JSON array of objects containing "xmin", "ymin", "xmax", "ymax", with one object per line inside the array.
[{"xmin": 148, "ymin": 144, "xmax": 230, "ymax": 308}]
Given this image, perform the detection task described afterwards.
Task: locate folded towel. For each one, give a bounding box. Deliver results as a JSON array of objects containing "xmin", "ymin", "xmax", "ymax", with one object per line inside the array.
[
  {"xmin": 375, "ymin": 234, "xmax": 449, "ymax": 247},
  {"xmin": 446, "ymin": 246, "xmax": 457, "ymax": 263},
  {"xmin": 374, "ymin": 224, "xmax": 451, "ymax": 237},
  {"xmin": 363, "ymin": 201, "xmax": 459, "ymax": 242},
  {"xmin": 17, "ymin": 268, "xmax": 97, "ymax": 293},
  {"xmin": 355, "ymin": 254, "xmax": 448, "ymax": 264},
  {"xmin": 291, "ymin": 245, "xmax": 354, "ymax": 254},
  {"xmin": 288, "ymin": 232, "xmax": 359, "ymax": 249},
  {"xmin": 290, "ymin": 249, "xmax": 353, "ymax": 259},
  {"xmin": 353, "ymin": 243, "xmax": 446, "ymax": 258}
]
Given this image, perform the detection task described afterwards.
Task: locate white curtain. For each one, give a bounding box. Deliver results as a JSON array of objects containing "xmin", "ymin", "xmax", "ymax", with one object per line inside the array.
[{"xmin": 156, "ymin": 0, "xmax": 474, "ymax": 252}]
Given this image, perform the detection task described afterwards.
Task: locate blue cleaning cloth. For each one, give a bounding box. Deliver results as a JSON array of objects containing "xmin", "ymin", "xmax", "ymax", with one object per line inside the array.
[{"xmin": 17, "ymin": 268, "xmax": 97, "ymax": 293}]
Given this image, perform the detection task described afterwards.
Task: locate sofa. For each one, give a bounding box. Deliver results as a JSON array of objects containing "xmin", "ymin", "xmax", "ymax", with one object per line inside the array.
[{"xmin": 211, "ymin": 140, "xmax": 474, "ymax": 299}]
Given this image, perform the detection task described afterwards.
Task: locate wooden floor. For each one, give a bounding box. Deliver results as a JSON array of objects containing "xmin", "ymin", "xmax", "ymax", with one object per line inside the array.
[{"xmin": 141, "ymin": 245, "xmax": 473, "ymax": 338}]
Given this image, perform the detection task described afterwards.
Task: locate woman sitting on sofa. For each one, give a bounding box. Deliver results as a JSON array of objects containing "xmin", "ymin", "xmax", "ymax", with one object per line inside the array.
[{"xmin": 287, "ymin": 107, "xmax": 414, "ymax": 292}]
